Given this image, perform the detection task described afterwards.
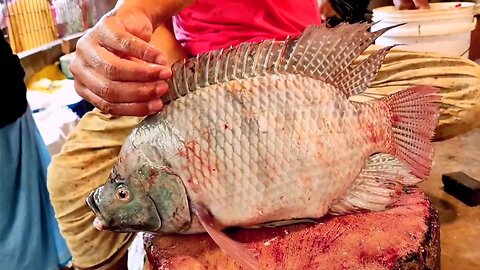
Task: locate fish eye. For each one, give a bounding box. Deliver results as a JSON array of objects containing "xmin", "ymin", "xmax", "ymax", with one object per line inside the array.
[{"xmin": 115, "ymin": 184, "xmax": 130, "ymax": 202}]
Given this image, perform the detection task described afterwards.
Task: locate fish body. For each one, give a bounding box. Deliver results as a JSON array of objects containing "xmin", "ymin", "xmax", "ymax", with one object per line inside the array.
[
  {"xmin": 127, "ymin": 74, "xmax": 388, "ymax": 230},
  {"xmin": 86, "ymin": 22, "xmax": 440, "ymax": 269}
]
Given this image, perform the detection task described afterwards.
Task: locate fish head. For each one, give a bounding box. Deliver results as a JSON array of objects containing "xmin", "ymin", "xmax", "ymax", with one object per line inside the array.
[
  {"xmin": 86, "ymin": 166, "xmax": 162, "ymax": 233},
  {"xmin": 86, "ymin": 130, "xmax": 192, "ymax": 234},
  {"xmin": 86, "ymin": 136, "xmax": 164, "ymax": 233}
]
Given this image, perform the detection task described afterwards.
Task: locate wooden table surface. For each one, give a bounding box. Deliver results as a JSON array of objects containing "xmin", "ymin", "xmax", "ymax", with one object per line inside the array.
[{"xmin": 419, "ymin": 128, "xmax": 480, "ymax": 270}]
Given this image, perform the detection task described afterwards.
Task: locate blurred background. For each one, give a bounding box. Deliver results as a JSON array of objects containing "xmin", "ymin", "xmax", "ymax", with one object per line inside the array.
[
  {"xmin": 0, "ymin": 0, "xmax": 116, "ymax": 53},
  {"xmin": 0, "ymin": 0, "xmax": 117, "ymax": 155},
  {"xmin": 0, "ymin": 1, "xmax": 478, "ymax": 270}
]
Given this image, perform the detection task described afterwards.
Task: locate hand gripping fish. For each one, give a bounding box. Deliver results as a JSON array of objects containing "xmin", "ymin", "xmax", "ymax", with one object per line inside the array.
[{"xmin": 86, "ymin": 22, "xmax": 440, "ymax": 270}]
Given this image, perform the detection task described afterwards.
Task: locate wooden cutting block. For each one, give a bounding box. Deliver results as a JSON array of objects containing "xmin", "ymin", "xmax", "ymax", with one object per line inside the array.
[{"xmin": 143, "ymin": 188, "xmax": 440, "ymax": 270}]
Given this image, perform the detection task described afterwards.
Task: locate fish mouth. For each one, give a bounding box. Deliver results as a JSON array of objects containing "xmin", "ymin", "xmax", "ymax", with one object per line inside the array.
[
  {"xmin": 86, "ymin": 188, "xmax": 108, "ymax": 230},
  {"xmin": 86, "ymin": 189, "xmax": 101, "ymax": 215}
]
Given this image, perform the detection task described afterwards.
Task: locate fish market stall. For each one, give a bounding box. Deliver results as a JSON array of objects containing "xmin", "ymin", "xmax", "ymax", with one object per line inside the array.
[
  {"xmin": 86, "ymin": 21, "xmax": 446, "ymax": 270},
  {"xmin": 125, "ymin": 5, "xmax": 480, "ymax": 270},
  {"xmin": 45, "ymin": 2, "xmax": 480, "ymax": 270}
]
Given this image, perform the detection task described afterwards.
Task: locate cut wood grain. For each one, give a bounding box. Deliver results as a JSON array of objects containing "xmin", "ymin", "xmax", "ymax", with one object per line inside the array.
[{"xmin": 144, "ymin": 189, "xmax": 440, "ymax": 270}]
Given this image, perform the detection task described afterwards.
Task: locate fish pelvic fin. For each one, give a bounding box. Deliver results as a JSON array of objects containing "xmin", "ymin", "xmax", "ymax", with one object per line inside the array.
[
  {"xmin": 381, "ymin": 86, "xmax": 441, "ymax": 179},
  {"xmin": 191, "ymin": 203, "xmax": 261, "ymax": 270},
  {"xmin": 163, "ymin": 23, "xmax": 403, "ymax": 104},
  {"xmin": 329, "ymin": 153, "xmax": 422, "ymax": 215}
]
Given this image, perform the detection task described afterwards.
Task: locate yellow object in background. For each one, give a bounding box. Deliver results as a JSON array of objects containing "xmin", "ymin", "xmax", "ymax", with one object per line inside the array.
[
  {"xmin": 5, "ymin": 0, "xmax": 58, "ymax": 53},
  {"xmin": 27, "ymin": 62, "xmax": 67, "ymax": 93}
]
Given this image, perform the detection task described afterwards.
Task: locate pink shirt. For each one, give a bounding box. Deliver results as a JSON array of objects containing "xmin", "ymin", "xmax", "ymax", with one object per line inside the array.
[{"xmin": 173, "ymin": 0, "xmax": 322, "ymax": 56}]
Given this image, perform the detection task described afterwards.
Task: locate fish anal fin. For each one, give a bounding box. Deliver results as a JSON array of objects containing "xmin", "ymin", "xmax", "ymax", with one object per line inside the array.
[
  {"xmin": 191, "ymin": 203, "xmax": 261, "ymax": 270},
  {"xmin": 329, "ymin": 153, "xmax": 423, "ymax": 215}
]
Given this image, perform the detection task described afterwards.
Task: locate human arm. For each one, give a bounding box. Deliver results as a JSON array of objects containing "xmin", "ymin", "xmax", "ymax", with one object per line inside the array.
[
  {"xmin": 150, "ymin": 18, "xmax": 189, "ymax": 66},
  {"xmin": 115, "ymin": 0, "xmax": 193, "ymax": 30},
  {"xmin": 393, "ymin": 0, "xmax": 430, "ymax": 10},
  {"xmin": 319, "ymin": 0, "xmax": 430, "ymax": 24},
  {"xmin": 70, "ymin": 0, "xmax": 193, "ymax": 116}
]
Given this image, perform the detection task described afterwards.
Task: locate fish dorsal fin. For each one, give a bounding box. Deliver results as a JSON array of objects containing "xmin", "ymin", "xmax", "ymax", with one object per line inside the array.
[
  {"xmin": 285, "ymin": 23, "xmax": 368, "ymax": 79},
  {"xmin": 333, "ymin": 45, "xmax": 395, "ymax": 97},
  {"xmin": 163, "ymin": 23, "xmax": 400, "ymax": 104},
  {"xmin": 164, "ymin": 36, "xmax": 298, "ymax": 103},
  {"xmin": 286, "ymin": 22, "xmax": 402, "ymax": 96}
]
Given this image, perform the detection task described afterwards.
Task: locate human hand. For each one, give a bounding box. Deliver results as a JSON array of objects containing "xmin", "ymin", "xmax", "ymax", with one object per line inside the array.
[
  {"xmin": 70, "ymin": 6, "xmax": 172, "ymax": 116},
  {"xmin": 393, "ymin": 0, "xmax": 430, "ymax": 10}
]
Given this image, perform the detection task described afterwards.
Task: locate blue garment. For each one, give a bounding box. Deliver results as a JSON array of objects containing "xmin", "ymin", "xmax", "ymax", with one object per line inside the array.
[{"xmin": 0, "ymin": 107, "xmax": 71, "ymax": 270}]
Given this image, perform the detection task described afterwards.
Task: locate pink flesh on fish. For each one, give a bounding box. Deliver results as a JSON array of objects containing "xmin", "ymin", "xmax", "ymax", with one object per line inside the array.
[
  {"xmin": 98, "ymin": 22, "xmax": 440, "ymax": 270},
  {"xmin": 93, "ymin": 217, "xmax": 106, "ymax": 230}
]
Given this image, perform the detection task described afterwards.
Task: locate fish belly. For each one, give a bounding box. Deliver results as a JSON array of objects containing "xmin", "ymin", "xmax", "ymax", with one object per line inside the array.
[{"xmin": 160, "ymin": 74, "xmax": 380, "ymax": 229}]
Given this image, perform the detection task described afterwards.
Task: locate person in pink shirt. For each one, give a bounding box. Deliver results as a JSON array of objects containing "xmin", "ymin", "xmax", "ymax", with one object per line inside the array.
[
  {"xmin": 68, "ymin": 0, "xmax": 429, "ymax": 117},
  {"xmin": 48, "ymin": 1, "xmax": 431, "ymax": 269}
]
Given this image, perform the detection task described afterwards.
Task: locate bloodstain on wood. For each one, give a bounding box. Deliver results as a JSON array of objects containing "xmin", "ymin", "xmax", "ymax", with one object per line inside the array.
[{"xmin": 144, "ymin": 188, "xmax": 440, "ymax": 270}]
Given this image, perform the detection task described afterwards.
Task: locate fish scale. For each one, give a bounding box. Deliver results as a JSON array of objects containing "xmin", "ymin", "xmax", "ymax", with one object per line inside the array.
[
  {"xmin": 87, "ymin": 22, "xmax": 440, "ymax": 270},
  {"xmin": 154, "ymin": 73, "xmax": 375, "ymax": 227}
]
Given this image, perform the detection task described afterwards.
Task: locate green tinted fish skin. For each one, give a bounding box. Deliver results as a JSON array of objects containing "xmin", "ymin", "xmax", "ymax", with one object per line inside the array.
[
  {"xmin": 86, "ymin": 121, "xmax": 193, "ymax": 234},
  {"xmin": 87, "ymin": 167, "xmax": 162, "ymax": 233}
]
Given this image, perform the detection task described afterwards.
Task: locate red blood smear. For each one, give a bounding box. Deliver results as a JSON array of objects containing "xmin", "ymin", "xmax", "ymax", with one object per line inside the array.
[{"xmin": 145, "ymin": 188, "xmax": 438, "ymax": 270}]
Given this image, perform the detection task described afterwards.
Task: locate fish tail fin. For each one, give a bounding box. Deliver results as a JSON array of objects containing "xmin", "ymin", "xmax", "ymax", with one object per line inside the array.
[{"xmin": 383, "ymin": 86, "xmax": 441, "ymax": 179}]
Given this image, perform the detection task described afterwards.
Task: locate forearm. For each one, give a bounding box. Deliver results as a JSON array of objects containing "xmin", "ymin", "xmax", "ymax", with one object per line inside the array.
[
  {"xmin": 150, "ymin": 22, "xmax": 189, "ymax": 65},
  {"xmin": 114, "ymin": 0, "xmax": 194, "ymax": 29}
]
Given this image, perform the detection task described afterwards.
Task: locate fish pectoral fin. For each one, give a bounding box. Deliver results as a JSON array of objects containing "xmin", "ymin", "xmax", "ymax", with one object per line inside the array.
[
  {"xmin": 191, "ymin": 203, "xmax": 261, "ymax": 270},
  {"xmin": 329, "ymin": 153, "xmax": 422, "ymax": 215}
]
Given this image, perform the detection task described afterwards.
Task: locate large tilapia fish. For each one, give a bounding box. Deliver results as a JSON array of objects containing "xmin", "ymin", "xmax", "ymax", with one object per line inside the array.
[{"xmin": 86, "ymin": 22, "xmax": 440, "ymax": 270}]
